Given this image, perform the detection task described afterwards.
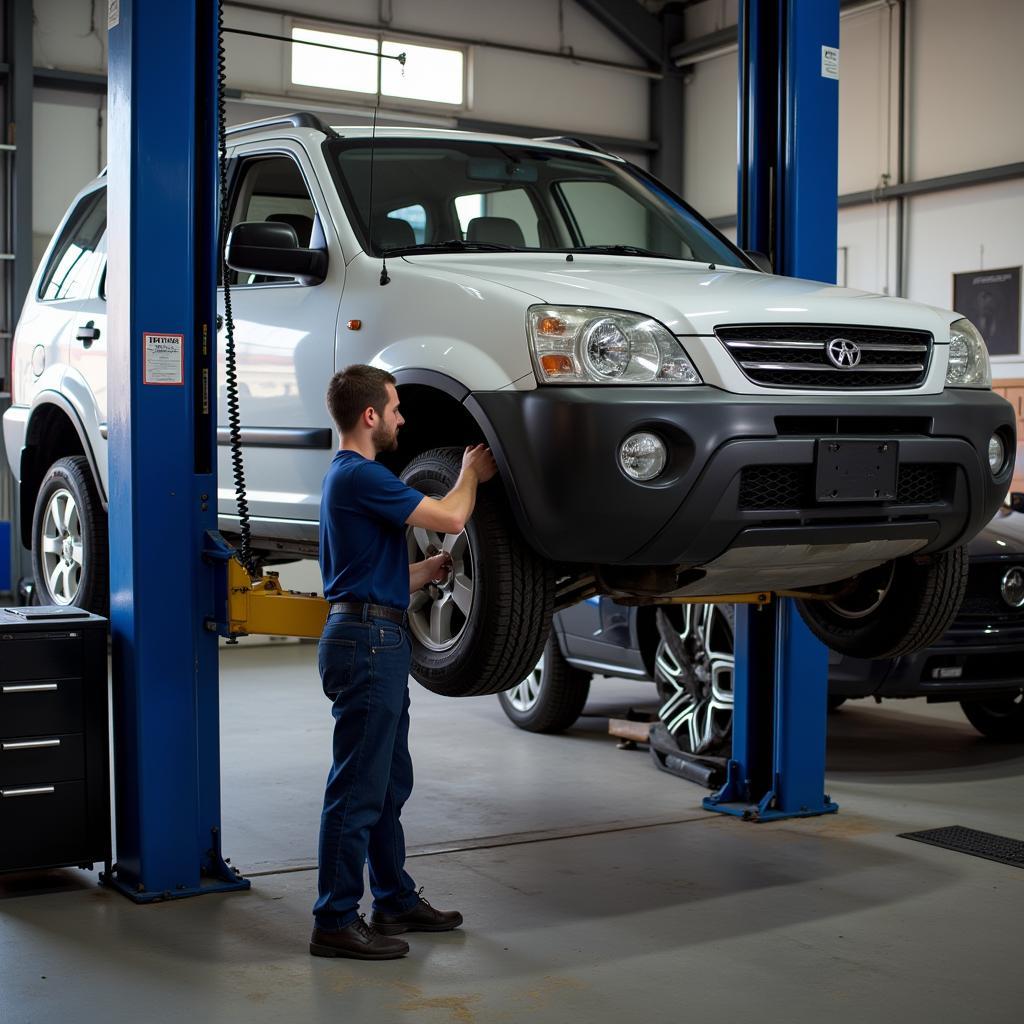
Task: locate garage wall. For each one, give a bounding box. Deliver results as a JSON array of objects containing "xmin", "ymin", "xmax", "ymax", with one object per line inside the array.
[{"xmin": 27, "ymin": 0, "xmax": 651, "ymax": 268}]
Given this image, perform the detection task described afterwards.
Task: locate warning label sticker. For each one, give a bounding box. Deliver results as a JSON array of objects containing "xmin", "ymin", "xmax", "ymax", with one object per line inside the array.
[
  {"xmin": 143, "ymin": 333, "xmax": 185, "ymax": 386},
  {"xmin": 821, "ymin": 46, "xmax": 840, "ymax": 80}
]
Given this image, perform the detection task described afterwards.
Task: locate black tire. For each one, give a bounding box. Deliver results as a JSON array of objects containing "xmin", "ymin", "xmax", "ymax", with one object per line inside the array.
[
  {"xmin": 827, "ymin": 695, "xmax": 848, "ymax": 712},
  {"xmin": 497, "ymin": 633, "xmax": 591, "ymax": 733},
  {"xmin": 796, "ymin": 547, "xmax": 968, "ymax": 659},
  {"xmin": 653, "ymin": 603, "xmax": 735, "ymax": 756},
  {"xmin": 31, "ymin": 455, "xmax": 109, "ymax": 616},
  {"xmin": 960, "ymin": 692, "xmax": 1024, "ymax": 741},
  {"xmin": 401, "ymin": 447, "xmax": 555, "ymax": 697}
]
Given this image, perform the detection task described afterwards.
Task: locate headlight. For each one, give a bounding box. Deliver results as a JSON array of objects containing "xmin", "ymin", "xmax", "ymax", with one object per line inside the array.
[
  {"xmin": 528, "ymin": 306, "xmax": 702, "ymax": 385},
  {"xmin": 946, "ymin": 318, "xmax": 991, "ymax": 388}
]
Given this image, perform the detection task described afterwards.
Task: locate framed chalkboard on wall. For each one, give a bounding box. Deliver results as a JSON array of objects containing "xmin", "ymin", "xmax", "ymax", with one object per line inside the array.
[{"xmin": 953, "ymin": 267, "xmax": 1021, "ymax": 357}]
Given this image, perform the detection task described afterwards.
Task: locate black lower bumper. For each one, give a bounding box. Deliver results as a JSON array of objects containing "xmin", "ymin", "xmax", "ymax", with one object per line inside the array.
[{"xmin": 466, "ymin": 386, "xmax": 1015, "ymax": 566}]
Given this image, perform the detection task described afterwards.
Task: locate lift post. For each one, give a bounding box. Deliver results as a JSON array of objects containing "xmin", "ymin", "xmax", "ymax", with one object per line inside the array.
[
  {"xmin": 105, "ymin": 1, "xmax": 248, "ymax": 900},
  {"xmin": 703, "ymin": 0, "xmax": 841, "ymax": 822}
]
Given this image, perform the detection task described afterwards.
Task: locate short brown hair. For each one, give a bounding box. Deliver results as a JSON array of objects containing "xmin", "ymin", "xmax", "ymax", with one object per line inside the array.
[{"xmin": 326, "ymin": 364, "xmax": 397, "ymax": 432}]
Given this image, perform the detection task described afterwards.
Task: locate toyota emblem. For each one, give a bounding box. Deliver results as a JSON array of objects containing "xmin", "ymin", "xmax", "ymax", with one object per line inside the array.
[
  {"xmin": 826, "ymin": 337, "xmax": 862, "ymax": 368},
  {"xmin": 1000, "ymin": 566, "xmax": 1024, "ymax": 608}
]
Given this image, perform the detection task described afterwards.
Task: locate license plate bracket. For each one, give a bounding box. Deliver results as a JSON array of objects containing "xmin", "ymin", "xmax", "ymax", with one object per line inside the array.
[{"xmin": 815, "ymin": 439, "xmax": 898, "ymax": 502}]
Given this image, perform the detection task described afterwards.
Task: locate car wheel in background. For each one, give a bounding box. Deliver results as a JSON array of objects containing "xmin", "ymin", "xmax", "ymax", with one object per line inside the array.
[
  {"xmin": 402, "ymin": 447, "xmax": 555, "ymax": 697},
  {"xmin": 960, "ymin": 691, "xmax": 1024, "ymax": 741},
  {"xmin": 654, "ymin": 603, "xmax": 735, "ymax": 756},
  {"xmin": 497, "ymin": 633, "xmax": 592, "ymax": 733},
  {"xmin": 31, "ymin": 455, "xmax": 109, "ymax": 616},
  {"xmin": 796, "ymin": 546, "xmax": 968, "ymax": 659}
]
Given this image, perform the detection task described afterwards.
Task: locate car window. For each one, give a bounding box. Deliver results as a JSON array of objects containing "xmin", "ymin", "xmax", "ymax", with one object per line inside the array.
[
  {"xmin": 454, "ymin": 189, "xmax": 540, "ymax": 247},
  {"xmin": 227, "ymin": 155, "xmax": 317, "ymax": 285},
  {"xmin": 38, "ymin": 188, "xmax": 107, "ymax": 301},
  {"xmin": 387, "ymin": 203, "xmax": 428, "ymax": 244}
]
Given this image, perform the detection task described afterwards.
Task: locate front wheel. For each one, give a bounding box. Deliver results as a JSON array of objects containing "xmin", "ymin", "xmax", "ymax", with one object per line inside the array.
[
  {"xmin": 796, "ymin": 547, "xmax": 968, "ymax": 660},
  {"xmin": 498, "ymin": 633, "xmax": 591, "ymax": 733},
  {"xmin": 31, "ymin": 455, "xmax": 108, "ymax": 615},
  {"xmin": 401, "ymin": 447, "xmax": 555, "ymax": 697},
  {"xmin": 960, "ymin": 692, "xmax": 1024, "ymax": 741}
]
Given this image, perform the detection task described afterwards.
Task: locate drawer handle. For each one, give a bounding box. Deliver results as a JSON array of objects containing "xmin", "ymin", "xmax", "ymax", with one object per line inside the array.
[
  {"xmin": 2, "ymin": 739, "xmax": 61, "ymax": 751},
  {"xmin": 2, "ymin": 683, "xmax": 59, "ymax": 693},
  {"xmin": 1, "ymin": 786, "xmax": 56, "ymax": 798}
]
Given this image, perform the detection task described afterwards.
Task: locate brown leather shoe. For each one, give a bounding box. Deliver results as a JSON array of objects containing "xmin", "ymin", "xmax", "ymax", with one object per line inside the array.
[
  {"xmin": 371, "ymin": 893, "xmax": 463, "ymax": 935},
  {"xmin": 310, "ymin": 916, "xmax": 409, "ymax": 960}
]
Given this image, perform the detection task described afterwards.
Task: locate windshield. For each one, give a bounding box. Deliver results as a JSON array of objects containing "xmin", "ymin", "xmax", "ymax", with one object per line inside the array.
[{"xmin": 325, "ymin": 137, "xmax": 748, "ymax": 268}]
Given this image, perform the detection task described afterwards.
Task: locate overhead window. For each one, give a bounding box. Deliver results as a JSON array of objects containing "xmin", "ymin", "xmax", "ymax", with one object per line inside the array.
[{"xmin": 290, "ymin": 25, "xmax": 465, "ymax": 107}]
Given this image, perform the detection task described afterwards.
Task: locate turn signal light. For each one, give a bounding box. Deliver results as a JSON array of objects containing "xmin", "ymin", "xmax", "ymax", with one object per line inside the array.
[
  {"xmin": 540, "ymin": 354, "xmax": 574, "ymax": 375},
  {"xmin": 537, "ymin": 316, "xmax": 566, "ymax": 336}
]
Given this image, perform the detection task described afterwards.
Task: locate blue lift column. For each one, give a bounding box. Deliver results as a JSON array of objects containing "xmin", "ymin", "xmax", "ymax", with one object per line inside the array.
[
  {"xmin": 105, "ymin": 1, "xmax": 248, "ymax": 900},
  {"xmin": 704, "ymin": 0, "xmax": 841, "ymax": 822}
]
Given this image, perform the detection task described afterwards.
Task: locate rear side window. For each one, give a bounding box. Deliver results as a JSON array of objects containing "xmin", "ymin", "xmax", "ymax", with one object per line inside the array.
[{"xmin": 38, "ymin": 188, "xmax": 107, "ymax": 301}]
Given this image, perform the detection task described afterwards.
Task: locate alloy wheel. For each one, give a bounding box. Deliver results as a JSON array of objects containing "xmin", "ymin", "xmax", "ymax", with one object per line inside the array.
[
  {"xmin": 40, "ymin": 487, "xmax": 84, "ymax": 605},
  {"xmin": 406, "ymin": 525, "xmax": 475, "ymax": 652},
  {"xmin": 504, "ymin": 653, "xmax": 545, "ymax": 712},
  {"xmin": 655, "ymin": 604, "xmax": 734, "ymax": 754}
]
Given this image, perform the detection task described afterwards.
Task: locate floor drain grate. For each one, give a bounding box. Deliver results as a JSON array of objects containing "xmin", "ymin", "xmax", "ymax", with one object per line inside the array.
[{"xmin": 900, "ymin": 826, "xmax": 1024, "ymax": 868}]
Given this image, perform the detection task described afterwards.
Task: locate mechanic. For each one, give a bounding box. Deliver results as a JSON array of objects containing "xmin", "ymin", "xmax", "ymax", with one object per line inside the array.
[{"xmin": 310, "ymin": 364, "xmax": 497, "ymax": 961}]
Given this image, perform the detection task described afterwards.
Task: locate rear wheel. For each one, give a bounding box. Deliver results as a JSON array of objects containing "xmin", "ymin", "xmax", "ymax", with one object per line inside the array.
[
  {"xmin": 960, "ymin": 691, "xmax": 1024, "ymax": 741},
  {"xmin": 31, "ymin": 455, "xmax": 108, "ymax": 615},
  {"xmin": 402, "ymin": 447, "xmax": 555, "ymax": 697},
  {"xmin": 498, "ymin": 633, "xmax": 592, "ymax": 733},
  {"xmin": 796, "ymin": 547, "xmax": 968, "ymax": 659}
]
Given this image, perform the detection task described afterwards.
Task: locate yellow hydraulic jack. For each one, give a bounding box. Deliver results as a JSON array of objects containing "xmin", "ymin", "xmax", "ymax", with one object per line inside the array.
[{"xmin": 205, "ymin": 532, "xmax": 329, "ymax": 640}]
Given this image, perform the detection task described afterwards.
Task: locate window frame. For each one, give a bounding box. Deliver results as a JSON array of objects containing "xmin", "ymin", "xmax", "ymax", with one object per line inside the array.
[
  {"xmin": 286, "ymin": 18, "xmax": 470, "ymax": 113},
  {"xmin": 36, "ymin": 185, "xmax": 108, "ymax": 303}
]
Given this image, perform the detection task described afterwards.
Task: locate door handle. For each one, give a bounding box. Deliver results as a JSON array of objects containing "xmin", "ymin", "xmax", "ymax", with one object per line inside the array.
[{"xmin": 76, "ymin": 320, "xmax": 101, "ymax": 347}]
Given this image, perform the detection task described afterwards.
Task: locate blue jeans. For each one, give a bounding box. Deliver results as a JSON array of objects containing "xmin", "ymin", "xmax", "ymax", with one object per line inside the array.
[{"xmin": 313, "ymin": 611, "xmax": 419, "ymax": 931}]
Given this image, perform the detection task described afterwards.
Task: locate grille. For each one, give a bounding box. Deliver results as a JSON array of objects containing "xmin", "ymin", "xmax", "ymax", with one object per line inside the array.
[
  {"xmin": 716, "ymin": 324, "xmax": 933, "ymax": 390},
  {"xmin": 956, "ymin": 561, "xmax": 1024, "ymax": 623},
  {"xmin": 738, "ymin": 463, "xmax": 950, "ymax": 511}
]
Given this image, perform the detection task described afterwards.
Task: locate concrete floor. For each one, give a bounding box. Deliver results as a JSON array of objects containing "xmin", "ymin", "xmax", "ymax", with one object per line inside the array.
[{"xmin": 2, "ymin": 642, "xmax": 1023, "ymax": 1023}]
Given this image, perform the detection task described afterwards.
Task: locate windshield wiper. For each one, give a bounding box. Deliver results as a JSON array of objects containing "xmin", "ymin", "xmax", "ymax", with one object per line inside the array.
[
  {"xmin": 380, "ymin": 239, "xmax": 521, "ymax": 257},
  {"xmin": 569, "ymin": 244, "xmax": 669, "ymax": 258}
]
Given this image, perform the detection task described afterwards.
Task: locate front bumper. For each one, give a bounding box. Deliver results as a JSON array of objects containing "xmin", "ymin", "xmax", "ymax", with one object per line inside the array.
[{"xmin": 467, "ymin": 387, "xmax": 1015, "ymax": 570}]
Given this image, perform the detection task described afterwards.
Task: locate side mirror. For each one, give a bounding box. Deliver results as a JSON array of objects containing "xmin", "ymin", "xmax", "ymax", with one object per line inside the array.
[
  {"xmin": 225, "ymin": 221, "xmax": 328, "ymax": 286},
  {"xmin": 1010, "ymin": 492, "xmax": 1024, "ymax": 514},
  {"xmin": 745, "ymin": 250, "xmax": 773, "ymax": 274}
]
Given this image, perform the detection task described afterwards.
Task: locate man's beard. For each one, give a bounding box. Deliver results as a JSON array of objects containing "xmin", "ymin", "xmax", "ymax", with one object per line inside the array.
[{"xmin": 372, "ymin": 421, "xmax": 399, "ymax": 453}]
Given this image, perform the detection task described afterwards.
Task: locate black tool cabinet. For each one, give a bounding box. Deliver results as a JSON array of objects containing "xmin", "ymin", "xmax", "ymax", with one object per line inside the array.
[{"xmin": 0, "ymin": 607, "xmax": 110, "ymax": 874}]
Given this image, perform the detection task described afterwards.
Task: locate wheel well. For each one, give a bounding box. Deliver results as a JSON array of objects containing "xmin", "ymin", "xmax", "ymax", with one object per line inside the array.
[
  {"xmin": 19, "ymin": 405, "xmax": 88, "ymax": 547},
  {"xmin": 380, "ymin": 384, "xmax": 486, "ymax": 475},
  {"xmin": 635, "ymin": 604, "xmax": 684, "ymax": 678}
]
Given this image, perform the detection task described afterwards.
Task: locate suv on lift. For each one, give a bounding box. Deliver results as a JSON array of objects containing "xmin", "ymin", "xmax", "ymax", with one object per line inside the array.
[{"xmin": 3, "ymin": 112, "xmax": 1015, "ymax": 697}]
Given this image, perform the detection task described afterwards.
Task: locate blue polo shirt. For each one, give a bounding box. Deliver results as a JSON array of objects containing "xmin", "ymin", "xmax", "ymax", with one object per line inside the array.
[{"xmin": 319, "ymin": 450, "xmax": 424, "ymax": 609}]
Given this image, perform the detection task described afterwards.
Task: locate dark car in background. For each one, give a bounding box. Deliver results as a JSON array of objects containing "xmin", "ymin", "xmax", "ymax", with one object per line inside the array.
[{"xmin": 498, "ymin": 504, "xmax": 1024, "ymax": 749}]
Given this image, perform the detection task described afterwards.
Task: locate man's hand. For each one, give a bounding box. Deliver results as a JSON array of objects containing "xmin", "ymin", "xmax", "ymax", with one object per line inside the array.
[
  {"xmin": 409, "ymin": 552, "xmax": 452, "ymax": 592},
  {"xmin": 462, "ymin": 444, "xmax": 498, "ymax": 483}
]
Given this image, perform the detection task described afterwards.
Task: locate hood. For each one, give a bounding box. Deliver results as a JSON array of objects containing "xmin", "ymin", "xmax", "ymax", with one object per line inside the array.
[
  {"xmin": 400, "ymin": 253, "xmax": 956, "ymax": 338},
  {"xmin": 968, "ymin": 509, "xmax": 1024, "ymax": 559}
]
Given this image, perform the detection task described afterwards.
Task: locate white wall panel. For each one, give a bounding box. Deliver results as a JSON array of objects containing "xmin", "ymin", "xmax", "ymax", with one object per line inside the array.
[
  {"xmin": 909, "ymin": 0, "xmax": 1024, "ymax": 180},
  {"xmin": 906, "ymin": 178, "xmax": 1024, "ymax": 376},
  {"xmin": 682, "ymin": 53, "xmax": 737, "ymax": 218},
  {"xmin": 838, "ymin": 202, "xmax": 897, "ymax": 296},
  {"xmin": 33, "ymin": 0, "xmax": 107, "ymax": 73}
]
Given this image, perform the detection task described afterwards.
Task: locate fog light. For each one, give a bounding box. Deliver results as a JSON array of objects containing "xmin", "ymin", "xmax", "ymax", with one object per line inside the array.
[
  {"xmin": 988, "ymin": 433, "xmax": 1006, "ymax": 475},
  {"xmin": 619, "ymin": 432, "xmax": 667, "ymax": 481}
]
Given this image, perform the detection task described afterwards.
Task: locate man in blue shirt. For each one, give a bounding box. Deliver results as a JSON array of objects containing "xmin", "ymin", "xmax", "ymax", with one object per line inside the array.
[{"xmin": 311, "ymin": 364, "xmax": 497, "ymax": 961}]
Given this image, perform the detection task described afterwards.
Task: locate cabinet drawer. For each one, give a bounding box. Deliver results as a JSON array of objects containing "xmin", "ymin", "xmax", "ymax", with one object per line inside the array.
[
  {"xmin": 0, "ymin": 780, "xmax": 89, "ymax": 872},
  {"xmin": 0, "ymin": 678, "xmax": 84, "ymax": 738},
  {"xmin": 0, "ymin": 734, "xmax": 85, "ymax": 787},
  {"xmin": 0, "ymin": 633, "xmax": 84, "ymax": 682}
]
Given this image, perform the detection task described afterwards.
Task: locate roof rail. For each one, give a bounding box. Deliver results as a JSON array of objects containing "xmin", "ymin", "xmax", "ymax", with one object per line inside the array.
[
  {"xmin": 226, "ymin": 111, "xmax": 340, "ymax": 140},
  {"xmin": 532, "ymin": 135, "xmax": 613, "ymax": 156}
]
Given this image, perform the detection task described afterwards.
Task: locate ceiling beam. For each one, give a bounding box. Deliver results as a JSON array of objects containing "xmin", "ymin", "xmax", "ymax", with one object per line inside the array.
[{"xmin": 573, "ymin": 0, "xmax": 664, "ymax": 68}]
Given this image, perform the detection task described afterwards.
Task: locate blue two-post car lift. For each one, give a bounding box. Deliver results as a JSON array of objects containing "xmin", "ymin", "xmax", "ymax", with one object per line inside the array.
[{"xmin": 103, "ymin": 0, "xmax": 841, "ymax": 902}]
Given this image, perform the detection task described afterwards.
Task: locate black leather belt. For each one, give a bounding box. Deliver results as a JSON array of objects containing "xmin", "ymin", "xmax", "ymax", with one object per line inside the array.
[{"xmin": 328, "ymin": 601, "xmax": 407, "ymax": 626}]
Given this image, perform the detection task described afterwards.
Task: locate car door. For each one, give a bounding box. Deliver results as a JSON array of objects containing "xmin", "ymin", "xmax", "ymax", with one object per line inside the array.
[{"xmin": 217, "ymin": 144, "xmax": 343, "ymax": 527}]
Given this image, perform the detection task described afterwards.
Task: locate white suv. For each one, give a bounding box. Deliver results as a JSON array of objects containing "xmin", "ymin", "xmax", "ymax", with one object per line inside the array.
[{"xmin": 4, "ymin": 112, "xmax": 1015, "ymax": 697}]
